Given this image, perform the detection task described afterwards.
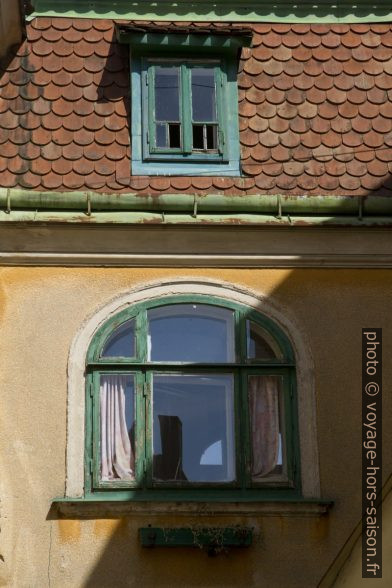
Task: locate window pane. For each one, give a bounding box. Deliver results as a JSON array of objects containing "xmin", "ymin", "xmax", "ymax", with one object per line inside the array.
[
  {"xmin": 192, "ymin": 124, "xmax": 218, "ymax": 150},
  {"xmin": 206, "ymin": 124, "xmax": 217, "ymax": 149},
  {"xmin": 168, "ymin": 123, "xmax": 181, "ymax": 148},
  {"xmin": 101, "ymin": 320, "xmax": 135, "ymax": 358},
  {"xmin": 156, "ymin": 123, "xmax": 166, "ymax": 147},
  {"xmin": 148, "ymin": 304, "xmax": 235, "ymax": 362},
  {"xmin": 248, "ymin": 375, "xmax": 284, "ymax": 479},
  {"xmin": 191, "ymin": 67, "xmax": 217, "ymax": 122},
  {"xmin": 155, "ymin": 66, "xmax": 180, "ymax": 122},
  {"xmin": 246, "ymin": 321, "xmax": 283, "ymax": 360},
  {"xmin": 100, "ymin": 374, "xmax": 135, "ymax": 481},
  {"xmin": 192, "ymin": 124, "xmax": 204, "ymax": 149},
  {"xmin": 152, "ymin": 374, "xmax": 235, "ymax": 482}
]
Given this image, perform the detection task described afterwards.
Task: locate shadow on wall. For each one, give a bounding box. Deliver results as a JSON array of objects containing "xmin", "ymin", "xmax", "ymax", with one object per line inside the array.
[{"xmin": 83, "ymin": 517, "xmax": 256, "ymax": 588}]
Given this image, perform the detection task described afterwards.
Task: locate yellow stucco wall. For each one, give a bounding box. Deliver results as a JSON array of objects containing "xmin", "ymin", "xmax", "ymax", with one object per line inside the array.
[{"xmin": 0, "ymin": 267, "xmax": 391, "ymax": 587}]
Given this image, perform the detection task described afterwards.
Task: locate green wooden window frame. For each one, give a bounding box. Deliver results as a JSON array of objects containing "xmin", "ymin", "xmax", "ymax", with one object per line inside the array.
[
  {"xmin": 144, "ymin": 59, "xmax": 227, "ymax": 162},
  {"xmin": 85, "ymin": 295, "xmax": 301, "ymax": 502},
  {"xmin": 119, "ymin": 29, "xmax": 249, "ymax": 176}
]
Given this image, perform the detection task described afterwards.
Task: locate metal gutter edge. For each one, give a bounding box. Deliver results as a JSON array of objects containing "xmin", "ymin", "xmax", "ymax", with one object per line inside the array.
[
  {"xmin": 1, "ymin": 189, "xmax": 392, "ymax": 220},
  {"xmin": 0, "ymin": 211, "xmax": 392, "ymax": 226}
]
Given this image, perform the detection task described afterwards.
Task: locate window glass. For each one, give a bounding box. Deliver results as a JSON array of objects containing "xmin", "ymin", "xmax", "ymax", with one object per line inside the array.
[
  {"xmin": 152, "ymin": 373, "xmax": 235, "ymax": 482},
  {"xmin": 246, "ymin": 321, "xmax": 283, "ymax": 360},
  {"xmin": 248, "ymin": 375, "xmax": 284, "ymax": 479},
  {"xmin": 101, "ymin": 319, "xmax": 135, "ymax": 358},
  {"xmin": 154, "ymin": 66, "xmax": 181, "ymax": 149},
  {"xmin": 191, "ymin": 67, "xmax": 218, "ymax": 150},
  {"xmin": 100, "ymin": 374, "xmax": 135, "ymax": 481},
  {"xmin": 191, "ymin": 67, "xmax": 217, "ymax": 122},
  {"xmin": 148, "ymin": 304, "xmax": 235, "ymax": 363},
  {"xmin": 155, "ymin": 66, "xmax": 180, "ymax": 122},
  {"xmin": 88, "ymin": 298, "xmax": 297, "ymax": 496}
]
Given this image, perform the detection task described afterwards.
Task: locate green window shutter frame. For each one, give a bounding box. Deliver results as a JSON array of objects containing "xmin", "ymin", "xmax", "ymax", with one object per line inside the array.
[{"xmin": 85, "ymin": 295, "xmax": 302, "ymax": 502}]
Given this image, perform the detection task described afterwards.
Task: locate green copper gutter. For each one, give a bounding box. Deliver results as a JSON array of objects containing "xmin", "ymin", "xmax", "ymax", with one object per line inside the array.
[
  {"xmin": 29, "ymin": 0, "xmax": 392, "ymax": 24},
  {"xmin": 0, "ymin": 189, "xmax": 392, "ymax": 225},
  {"xmin": 1, "ymin": 189, "xmax": 392, "ymax": 214},
  {"xmin": 1, "ymin": 211, "xmax": 391, "ymax": 226}
]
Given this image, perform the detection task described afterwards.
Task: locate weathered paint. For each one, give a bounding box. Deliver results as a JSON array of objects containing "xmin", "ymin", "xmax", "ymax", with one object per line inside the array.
[
  {"xmin": 2, "ymin": 189, "xmax": 392, "ymax": 215},
  {"xmin": 1, "ymin": 211, "xmax": 392, "ymax": 227},
  {"xmin": 29, "ymin": 0, "xmax": 392, "ymax": 23},
  {"xmin": 0, "ymin": 267, "xmax": 391, "ymax": 586}
]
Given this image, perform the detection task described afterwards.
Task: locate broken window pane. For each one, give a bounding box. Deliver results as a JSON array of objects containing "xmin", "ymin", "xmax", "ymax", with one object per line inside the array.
[
  {"xmin": 192, "ymin": 124, "xmax": 218, "ymax": 150},
  {"xmin": 152, "ymin": 374, "xmax": 235, "ymax": 482},
  {"xmin": 191, "ymin": 67, "xmax": 217, "ymax": 122},
  {"xmin": 206, "ymin": 124, "xmax": 217, "ymax": 149},
  {"xmin": 168, "ymin": 123, "xmax": 181, "ymax": 148},
  {"xmin": 192, "ymin": 124, "xmax": 204, "ymax": 149}
]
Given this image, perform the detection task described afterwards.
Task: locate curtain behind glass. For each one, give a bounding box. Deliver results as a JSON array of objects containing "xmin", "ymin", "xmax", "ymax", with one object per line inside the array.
[
  {"xmin": 249, "ymin": 375, "xmax": 280, "ymax": 478},
  {"xmin": 100, "ymin": 374, "xmax": 134, "ymax": 481}
]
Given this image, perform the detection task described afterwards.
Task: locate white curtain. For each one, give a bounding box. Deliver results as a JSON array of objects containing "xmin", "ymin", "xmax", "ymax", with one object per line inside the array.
[
  {"xmin": 249, "ymin": 375, "xmax": 280, "ymax": 478},
  {"xmin": 100, "ymin": 374, "xmax": 134, "ymax": 481}
]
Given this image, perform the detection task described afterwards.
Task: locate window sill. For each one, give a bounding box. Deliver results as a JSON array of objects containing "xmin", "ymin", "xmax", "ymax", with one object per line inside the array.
[
  {"xmin": 131, "ymin": 160, "xmax": 241, "ymax": 176},
  {"xmin": 52, "ymin": 497, "xmax": 333, "ymax": 518}
]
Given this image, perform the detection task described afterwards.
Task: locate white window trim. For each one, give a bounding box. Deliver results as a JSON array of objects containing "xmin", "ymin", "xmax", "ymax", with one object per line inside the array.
[{"xmin": 66, "ymin": 278, "xmax": 320, "ymax": 499}]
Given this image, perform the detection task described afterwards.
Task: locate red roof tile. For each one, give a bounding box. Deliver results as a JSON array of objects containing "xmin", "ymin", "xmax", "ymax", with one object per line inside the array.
[{"xmin": 0, "ymin": 19, "xmax": 392, "ymax": 196}]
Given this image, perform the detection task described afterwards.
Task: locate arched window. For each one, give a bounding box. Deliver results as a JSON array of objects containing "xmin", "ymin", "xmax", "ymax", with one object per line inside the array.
[{"xmin": 85, "ymin": 295, "xmax": 300, "ymax": 500}]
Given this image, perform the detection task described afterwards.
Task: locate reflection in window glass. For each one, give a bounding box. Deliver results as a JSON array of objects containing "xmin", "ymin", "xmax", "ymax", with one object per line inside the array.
[
  {"xmin": 191, "ymin": 67, "xmax": 217, "ymax": 122},
  {"xmin": 148, "ymin": 304, "xmax": 235, "ymax": 363},
  {"xmin": 200, "ymin": 440, "xmax": 222, "ymax": 465},
  {"xmin": 100, "ymin": 374, "xmax": 135, "ymax": 481},
  {"xmin": 154, "ymin": 66, "xmax": 181, "ymax": 149},
  {"xmin": 101, "ymin": 320, "xmax": 135, "ymax": 358},
  {"xmin": 155, "ymin": 66, "xmax": 180, "ymax": 122},
  {"xmin": 152, "ymin": 374, "xmax": 235, "ymax": 482},
  {"xmin": 246, "ymin": 321, "xmax": 283, "ymax": 360},
  {"xmin": 248, "ymin": 375, "xmax": 284, "ymax": 479}
]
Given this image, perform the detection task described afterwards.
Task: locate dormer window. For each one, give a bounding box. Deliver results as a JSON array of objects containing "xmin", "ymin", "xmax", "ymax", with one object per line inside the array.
[{"xmin": 116, "ymin": 25, "xmax": 252, "ymax": 176}]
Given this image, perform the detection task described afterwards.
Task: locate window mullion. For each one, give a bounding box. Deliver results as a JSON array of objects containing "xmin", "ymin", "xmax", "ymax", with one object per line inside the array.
[
  {"xmin": 136, "ymin": 308, "xmax": 148, "ymax": 362},
  {"xmin": 146, "ymin": 64, "xmax": 157, "ymax": 150},
  {"xmin": 85, "ymin": 372, "xmax": 95, "ymax": 493},
  {"xmin": 133, "ymin": 371, "xmax": 146, "ymax": 487},
  {"xmin": 181, "ymin": 63, "xmax": 192, "ymax": 153},
  {"xmin": 239, "ymin": 368, "xmax": 251, "ymax": 488},
  {"xmin": 91, "ymin": 370, "xmax": 101, "ymax": 490},
  {"xmin": 215, "ymin": 64, "xmax": 225, "ymax": 156},
  {"xmin": 144, "ymin": 370, "xmax": 153, "ymax": 488}
]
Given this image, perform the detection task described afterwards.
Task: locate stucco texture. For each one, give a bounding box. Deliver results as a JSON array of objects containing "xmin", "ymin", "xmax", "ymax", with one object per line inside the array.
[{"xmin": 0, "ymin": 267, "xmax": 391, "ymax": 587}]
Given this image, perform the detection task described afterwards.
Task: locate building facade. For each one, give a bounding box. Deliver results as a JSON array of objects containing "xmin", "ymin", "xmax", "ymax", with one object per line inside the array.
[{"xmin": 0, "ymin": 1, "xmax": 391, "ymax": 586}]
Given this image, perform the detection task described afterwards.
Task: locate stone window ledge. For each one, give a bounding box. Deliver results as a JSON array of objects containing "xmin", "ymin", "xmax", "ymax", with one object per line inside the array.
[{"xmin": 52, "ymin": 498, "xmax": 333, "ymax": 518}]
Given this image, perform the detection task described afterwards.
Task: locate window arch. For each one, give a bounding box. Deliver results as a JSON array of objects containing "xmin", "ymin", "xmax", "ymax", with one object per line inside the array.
[{"xmin": 84, "ymin": 294, "xmax": 301, "ymax": 500}]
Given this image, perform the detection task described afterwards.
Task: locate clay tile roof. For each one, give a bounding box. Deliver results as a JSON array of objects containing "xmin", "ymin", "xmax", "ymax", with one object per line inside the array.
[{"xmin": 0, "ymin": 18, "xmax": 392, "ymax": 196}]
